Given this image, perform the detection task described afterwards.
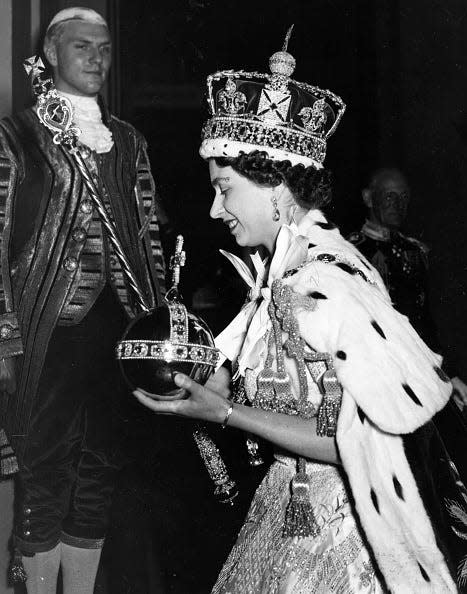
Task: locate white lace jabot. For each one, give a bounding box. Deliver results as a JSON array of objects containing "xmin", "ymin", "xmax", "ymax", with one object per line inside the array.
[{"xmin": 59, "ymin": 91, "xmax": 114, "ymax": 154}]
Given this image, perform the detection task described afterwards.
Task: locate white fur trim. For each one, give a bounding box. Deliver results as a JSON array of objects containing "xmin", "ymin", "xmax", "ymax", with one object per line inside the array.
[
  {"xmin": 282, "ymin": 220, "xmax": 455, "ymax": 591},
  {"xmin": 337, "ymin": 396, "xmax": 456, "ymax": 592},
  {"xmin": 292, "ymin": 259, "xmax": 450, "ymax": 433},
  {"xmin": 218, "ymin": 210, "xmax": 456, "ymax": 591},
  {"xmin": 199, "ymin": 138, "xmax": 323, "ymax": 169}
]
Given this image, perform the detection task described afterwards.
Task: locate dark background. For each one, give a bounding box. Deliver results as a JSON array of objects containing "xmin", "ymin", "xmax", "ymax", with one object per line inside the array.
[
  {"xmin": 29, "ymin": 0, "xmax": 467, "ymax": 373},
  {"xmin": 117, "ymin": 0, "xmax": 467, "ymax": 376},
  {"xmin": 6, "ymin": 2, "xmax": 466, "ymax": 591}
]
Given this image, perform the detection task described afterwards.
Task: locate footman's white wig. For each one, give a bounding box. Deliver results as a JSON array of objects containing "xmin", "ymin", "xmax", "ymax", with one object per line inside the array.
[{"xmin": 46, "ymin": 6, "xmax": 108, "ymax": 33}]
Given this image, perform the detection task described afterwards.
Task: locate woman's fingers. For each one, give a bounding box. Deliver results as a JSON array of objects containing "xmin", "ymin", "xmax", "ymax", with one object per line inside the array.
[
  {"xmin": 135, "ymin": 385, "xmax": 186, "ymax": 401},
  {"xmin": 173, "ymin": 372, "xmax": 200, "ymax": 392},
  {"xmin": 133, "ymin": 374, "xmax": 200, "ymax": 414},
  {"xmin": 133, "ymin": 390, "xmax": 183, "ymax": 413},
  {"xmin": 134, "ymin": 374, "xmax": 227, "ymax": 423}
]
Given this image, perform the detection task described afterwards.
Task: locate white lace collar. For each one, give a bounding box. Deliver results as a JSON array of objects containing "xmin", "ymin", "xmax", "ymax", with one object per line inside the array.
[{"xmin": 58, "ymin": 91, "xmax": 114, "ymax": 154}]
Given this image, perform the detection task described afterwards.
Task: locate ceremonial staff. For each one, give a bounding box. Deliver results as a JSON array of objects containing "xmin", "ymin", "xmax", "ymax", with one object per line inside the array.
[{"xmin": 24, "ymin": 56, "xmax": 237, "ymax": 504}]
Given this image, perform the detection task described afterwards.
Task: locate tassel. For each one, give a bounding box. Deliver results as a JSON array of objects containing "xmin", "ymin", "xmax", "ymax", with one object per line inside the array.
[
  {"xmin": 8, "ymin": 547, "xmax": 27, "ymax": 584},
  {"xmin": 317, "ymin": 369, "xmax": 342, "ymax": 437},
  {"xmin": 283, "ymin": 457, "xmax": 320, "ymax": 538},
  {"xmin": 256, "ymin": 367, "xmax": 276, "ymax": 402},
  {"xmin": 192, "ymin": 426, "xmax": 238, "ymax": 504},
  {"xmin": 272, "ymin": 370, "xmax": 293, "ymax": 399}
]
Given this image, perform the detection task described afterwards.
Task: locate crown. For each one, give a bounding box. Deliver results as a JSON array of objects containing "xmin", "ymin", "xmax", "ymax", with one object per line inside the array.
[{"xmin": 199, "ymin": 27, "xmax": 346, "ymax": 169}]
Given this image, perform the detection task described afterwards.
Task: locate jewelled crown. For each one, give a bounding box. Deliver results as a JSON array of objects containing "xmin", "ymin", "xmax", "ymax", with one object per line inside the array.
[{"xmin": 199, "ymin": 27, "xmax": 346, "ymax": 169}]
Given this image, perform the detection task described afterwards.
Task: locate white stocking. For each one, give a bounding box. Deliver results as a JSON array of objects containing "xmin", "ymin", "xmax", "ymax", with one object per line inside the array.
[
  {"xmin": 22, "ymin": 543, "xmax": 61, "ymax": 594},
  {"xmin": 60, "ymin": 542, "xmax": 102, "ymax": 594}
]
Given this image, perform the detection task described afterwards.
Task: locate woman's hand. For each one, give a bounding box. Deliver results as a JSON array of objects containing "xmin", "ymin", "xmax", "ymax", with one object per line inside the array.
[
  {"xmin": 204, "ymin": 366, "xmax": 231, "ymax": 399},
  {"xmin": 133, "ymin": 371, "xmax": 231, "ymax": 425}
]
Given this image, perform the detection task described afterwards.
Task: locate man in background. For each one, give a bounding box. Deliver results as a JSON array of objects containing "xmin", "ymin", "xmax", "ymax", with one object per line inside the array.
[
  {"xmin": 349, "ymin": 167, "xmax": 467, "ymax": 473},
  {"xmin": 0, "ymin": 7, "xmax": 165, "ymax": 593}
]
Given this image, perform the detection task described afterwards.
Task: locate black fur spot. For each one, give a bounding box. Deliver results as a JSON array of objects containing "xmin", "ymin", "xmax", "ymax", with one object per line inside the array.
[
  {"xmin": 434, "ymin": 366, "xmax": 450, "ymax": 383},
  {"xmin": 392, "ymin": 475, "xmax": 404, "ymax": 500},
  {"xmin": 418, "ymin": 563, "xmax": 430, "ymax": 582},
  {"xmin": 359, "ymin": 257, "xmax": 372, "ymax": 271},
  {"xmin": 370, "ymin": 488, "xmax": 380, "ymax": 514},
  {"xmin": 336, "ymin": 350, "xmax": 347, "ymax": 360},
  {"xmin": 336, "ymin": 262, "xmax": 357, "ymax": 275},
  {"xmin": 308, "ymin": 242, "xmax": 317, "ymax": 248},
  {"xmin": 403, "ymin": 383, "xmax": 423, "ymax": 406},
  {"xmin": 371, "ymin": 320, "xmax": 386, "ymax": 339},
  {"xmin": 317, "ymin": 253, "xmax": 336, "ymax": 263},
  {"xmin": 355, "ymin": 269, "xmax": 370, "ymax": 282},
  {"xmin": 357, "ymin": 406, "xmax": 366, "ymax": 423},
  {"xmin": 315, "ymin": 221, "xmax": 336, "ymax": 230},
  {"xmin": 309, "ymin": 291, "xmax": 327, "ymax": 300}
]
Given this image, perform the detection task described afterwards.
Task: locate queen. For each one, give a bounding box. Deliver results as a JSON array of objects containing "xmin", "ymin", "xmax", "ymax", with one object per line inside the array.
[{"xmin": 134, "ymin": 34, "xmax": 466, "ymax": 593}]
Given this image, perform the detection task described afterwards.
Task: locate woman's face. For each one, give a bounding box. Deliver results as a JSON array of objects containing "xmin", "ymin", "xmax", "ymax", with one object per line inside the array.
[{"xmin": 208, "ymin": 160, "xmax": 280, "ymax": 252}]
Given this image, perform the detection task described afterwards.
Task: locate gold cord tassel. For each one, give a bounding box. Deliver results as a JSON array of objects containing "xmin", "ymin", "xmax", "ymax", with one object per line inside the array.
[
  {"xmin": 283, "ymin": 457, "xmax": 320, "ymax": 538},
  {"xmin": 317, "ymin": 368, "xmax": 342, "ymax": 437},
  {"xmin": 8, "ymin": 547, "xmax": 27, "ymax": 584}
]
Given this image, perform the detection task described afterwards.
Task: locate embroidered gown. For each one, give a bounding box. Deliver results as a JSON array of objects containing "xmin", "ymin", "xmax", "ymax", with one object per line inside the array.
[
  {"xmin": 213, "ymin": 412, "xmax": 382, "ymax": 593},
  {"xmin": 212, "ymin": 210, "xmax": 464, "ymax": 593}
]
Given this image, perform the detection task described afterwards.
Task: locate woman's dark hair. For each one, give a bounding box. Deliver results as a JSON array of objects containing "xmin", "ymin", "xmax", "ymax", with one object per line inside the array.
[{"xmin": 214, "ymin": 150, "xmax": 332, "ymax": 210}]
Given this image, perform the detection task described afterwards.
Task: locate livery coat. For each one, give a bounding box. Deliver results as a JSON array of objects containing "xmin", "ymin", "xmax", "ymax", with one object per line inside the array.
[{"xmin": 0, "ymin": 106, "xmax": 165, "ymax": 464}]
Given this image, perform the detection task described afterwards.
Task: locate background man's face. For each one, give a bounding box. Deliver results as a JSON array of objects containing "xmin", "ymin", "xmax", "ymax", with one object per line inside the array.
[
  {"xmin": 371, "ymin": 173, "xmax": 410, "ymax": 229},
  {"xmin": 48, "ymin": 21, "xmax": 111, "ymax": 96}
]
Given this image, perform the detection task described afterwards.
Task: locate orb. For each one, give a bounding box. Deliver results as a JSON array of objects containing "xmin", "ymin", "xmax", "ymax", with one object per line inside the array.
[{"xmin": 116, "ymin": 300, "xmax": 219, "ymax": 396}]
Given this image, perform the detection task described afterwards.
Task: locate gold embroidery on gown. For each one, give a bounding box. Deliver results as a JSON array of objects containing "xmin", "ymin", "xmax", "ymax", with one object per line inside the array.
[
  {"xmin": 212, "ymin": 282, "xmax": 385, "ymax": 593},
  {"xmin": 212, "ymin": 457, "xmax": 382, "ymax": 593}
]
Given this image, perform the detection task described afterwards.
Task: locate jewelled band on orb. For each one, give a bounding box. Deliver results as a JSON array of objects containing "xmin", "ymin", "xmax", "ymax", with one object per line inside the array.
[{"xmin": 116, "ymin": 339, "xmax": 220, "ymax": 366}]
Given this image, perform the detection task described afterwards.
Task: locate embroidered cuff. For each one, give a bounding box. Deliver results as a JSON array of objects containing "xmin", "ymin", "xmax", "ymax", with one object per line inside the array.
[
  {"xmin": 0, "ymin": 428, "xmax": 18, "ymax": 476},
  {"xmin": 0, "ymin": 312, "xmax": 23, "ymax": 358},
  {"xmin": 14, "ymin": 535, "xmax": 61, "ymax": 556}
]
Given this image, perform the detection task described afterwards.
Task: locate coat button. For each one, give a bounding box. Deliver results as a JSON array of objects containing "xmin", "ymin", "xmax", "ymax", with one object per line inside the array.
[
  {"xmin": 72, "ymin": 227, "xmax": 87, "ymax": 243},
  {"xmin": 80, "ymin": 199, "xmax": 93, "ymax": 214},
  {"xmin": 24, "ymin": 530, "xmax": 31, "ymax": 537},
  {"xmin": 23, "ymin": 507, "xmax": 32, "ymax": 516},
  {"xmin": 0, "ymin": 324, "xmax": 14, "ymax": 340},
  {"xmin": 63, "ymin": 257, "xmax": 78, "ymax": 272}
]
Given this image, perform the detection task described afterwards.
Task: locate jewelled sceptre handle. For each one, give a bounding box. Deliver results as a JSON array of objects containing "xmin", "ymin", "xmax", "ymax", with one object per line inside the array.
[
  {"xmin": 165, "ymin": 234, "xmax": 186, "ymax": 302},
  {"xmin": 24, "ymin": 57, "xmax": 237, "ymax": 504},
  {"xmin": 166, "ymin": 236, "xmax": 238, "ymax": 504}
]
